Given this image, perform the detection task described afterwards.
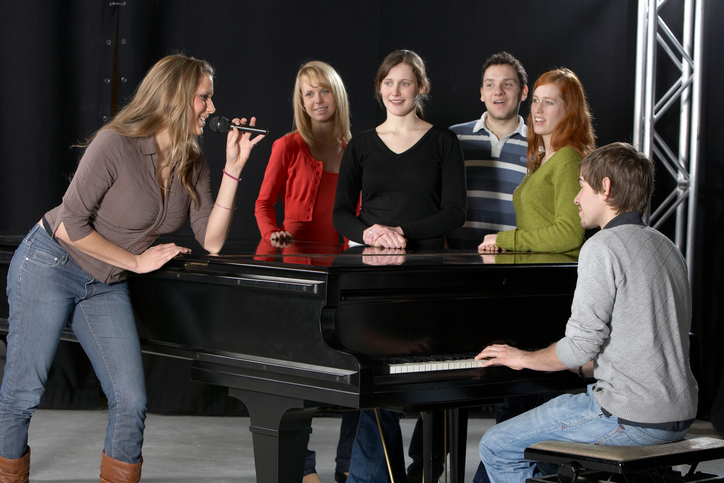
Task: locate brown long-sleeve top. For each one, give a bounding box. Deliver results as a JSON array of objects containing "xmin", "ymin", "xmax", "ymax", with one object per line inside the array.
[{"xmin": 44, "ymin": 129, "xmax": 213, "ymax": 284}]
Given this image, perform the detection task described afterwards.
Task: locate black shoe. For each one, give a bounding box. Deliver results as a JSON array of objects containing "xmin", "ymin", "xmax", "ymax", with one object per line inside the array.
[
  {"xmin": 334, "ymin": 471, "xmax": 348, "ymax": 483},
  {"xmin": 406, "ymin": 472, "xmax": 423, "ymax": 483},
  {"xmin": 407, "ymin": 467, "xmax": 444, "ymax": 483}
]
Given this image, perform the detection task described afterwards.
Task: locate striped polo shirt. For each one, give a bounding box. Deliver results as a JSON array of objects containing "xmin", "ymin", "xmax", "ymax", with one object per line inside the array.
[{"xmin": 446, "ymin": 113, "xmax": 528, "ymax": 249}]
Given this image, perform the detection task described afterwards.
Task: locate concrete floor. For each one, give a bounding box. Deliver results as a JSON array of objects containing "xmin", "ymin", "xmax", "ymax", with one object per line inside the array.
[{"xmin": 21, "ymin": 410, "xmax": 724, "ymax": 482}]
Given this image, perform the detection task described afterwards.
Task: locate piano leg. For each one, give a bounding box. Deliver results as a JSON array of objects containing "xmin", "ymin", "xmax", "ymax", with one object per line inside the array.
[
  {"xmin": 421, "ymin": 410, "xmax": 445, "ymax": 483},
  {"xmin": 421, "ymin": 409, "xmax": 468, "ymax": 483},
  {"xmin": 448, "ymin": 409, "xmax": 468, "ymax": 483},
  {"xmin": 229, "ymin": 389, "xmax": 318, "ymax": 483}
]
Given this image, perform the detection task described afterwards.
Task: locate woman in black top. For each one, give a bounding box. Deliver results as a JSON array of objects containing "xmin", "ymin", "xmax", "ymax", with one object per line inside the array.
[
  {"xmin": 335, "ymin": 50, "xmax": 466, "ymax": 483},
  {"xmin": 333, "ymin": 50, "xmax": 466, "ymax": 251}
]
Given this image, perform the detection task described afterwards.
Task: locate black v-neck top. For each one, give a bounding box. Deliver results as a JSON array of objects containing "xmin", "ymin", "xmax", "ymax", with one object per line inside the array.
[{"xmin": 333, "ymin": 126, "xmax": 466, "ymax": 249}]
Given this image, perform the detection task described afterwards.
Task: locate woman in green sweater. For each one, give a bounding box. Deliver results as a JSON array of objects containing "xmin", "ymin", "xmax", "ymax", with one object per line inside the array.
[{"xmin": 479, "ymin": 68, "xmax": 595, "ymax": 253}]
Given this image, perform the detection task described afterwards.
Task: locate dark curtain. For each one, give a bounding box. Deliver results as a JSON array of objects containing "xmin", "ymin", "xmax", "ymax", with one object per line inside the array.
[
  {"xmin": 691, "ymin": 0, "xmax": 724, "ymax": 428},
  {"xmin": 0, "ymin": 1, "xmax": 721, "ymax": 421}
]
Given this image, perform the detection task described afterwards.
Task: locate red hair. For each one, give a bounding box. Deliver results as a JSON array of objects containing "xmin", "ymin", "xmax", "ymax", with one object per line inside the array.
[{"xmin": 526, "ymin": 68, "xmax": 596, "ymax": 171}]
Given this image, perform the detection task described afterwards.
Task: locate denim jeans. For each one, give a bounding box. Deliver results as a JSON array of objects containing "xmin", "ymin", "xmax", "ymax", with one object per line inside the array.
[
  {"xmin": 347, "ymin": 409, "xmax": 406, "ymax": 483},
  {"xmin": 303, "ymin": 411, "xmax": 359, "ymax": 476},
  {"xmin": 479, "ymin": 384, "xmax": 690, "ymax": 483},
  {"xmin": 0, "ymin": 224, "xmax": 146, "ymax": 463},
  {"xmin": 473, "ymin": 392, "xmax": 562, "ymax": 483},
  {"xmin": 335, "ymin": 410, "xmax": 360, "ymax": 474},
  {"xmin": 304, "ymin": 448, "xmax": 317, "ymax": 476}
]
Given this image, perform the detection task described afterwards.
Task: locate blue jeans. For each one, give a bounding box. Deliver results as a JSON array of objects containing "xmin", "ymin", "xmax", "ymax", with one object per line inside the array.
[
  {"xmin": 473, "ymin": 392, "xmax": 562, "ymax": 483},
  {"xmin": 304, "ymin": 411, "xmax": 359, "ymax": 476},
  {"xmin": 479, "ymin": 384, "xmax": 690, "ymax": 483},
  {"xmin": 347, "ymin": 409, "xmax": 406, "ymax": 483},
  {"xmin": 335, "ymin": 410, "xmax": 360, "ymax": 474},
  {"xmin": 304, "ymin": 448, "xmax": 317, "ymax": 476},
  {"xmin": 0, "ymin": 224, "xmax": 146, "ymax": 463}
]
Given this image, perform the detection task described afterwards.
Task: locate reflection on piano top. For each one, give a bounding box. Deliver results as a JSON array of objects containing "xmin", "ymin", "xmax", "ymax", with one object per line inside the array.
[
  {"xmin": 169, "ymin": 236, "xmax": 579, "ymax": 269},
  {"xmin": 1, "ymin": 233, "xmax": 579, "ymax": 268}
]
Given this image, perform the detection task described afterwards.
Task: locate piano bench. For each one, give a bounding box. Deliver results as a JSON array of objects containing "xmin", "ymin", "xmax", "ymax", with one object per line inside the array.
[{"xmin": 523, "ymin": 436, "xmax": 724, "ymax": 483}]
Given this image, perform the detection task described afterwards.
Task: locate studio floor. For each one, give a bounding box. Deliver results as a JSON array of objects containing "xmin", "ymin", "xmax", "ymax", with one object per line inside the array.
[{"xmin": 20, "ymin": 410, "xmax": 724, "ymax": 482}]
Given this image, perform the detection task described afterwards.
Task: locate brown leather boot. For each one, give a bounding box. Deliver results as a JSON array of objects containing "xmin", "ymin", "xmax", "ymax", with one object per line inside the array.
[
  {"xmin": 99, "ymin": 450, "xmax": 142, "ymax": 483},
  {"xmin": 0, "ymin": 447, "xmax": 30, "ymax": 483}
]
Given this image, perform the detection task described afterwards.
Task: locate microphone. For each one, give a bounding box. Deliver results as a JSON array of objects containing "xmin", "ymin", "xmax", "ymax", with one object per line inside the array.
[{"xmin": 208, "ymin": 116, "xmax": 269, "ymax": 135}]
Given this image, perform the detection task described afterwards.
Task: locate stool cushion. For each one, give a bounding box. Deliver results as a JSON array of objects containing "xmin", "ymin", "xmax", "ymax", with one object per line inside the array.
[{"xmin": 524, "ymin": 437, "xmax": 724, "ymax": 474}]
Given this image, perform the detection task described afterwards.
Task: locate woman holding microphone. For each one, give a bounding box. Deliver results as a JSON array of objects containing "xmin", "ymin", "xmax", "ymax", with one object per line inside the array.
[{"xmin": 0, "ymin": 54, "xmax": 265, "ymax": 482}]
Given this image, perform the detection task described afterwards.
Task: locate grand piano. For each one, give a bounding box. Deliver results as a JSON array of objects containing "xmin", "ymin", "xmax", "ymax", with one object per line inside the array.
[{"xmin": 0, "ymin": 236, "xmax": 583, "ymax": 482}]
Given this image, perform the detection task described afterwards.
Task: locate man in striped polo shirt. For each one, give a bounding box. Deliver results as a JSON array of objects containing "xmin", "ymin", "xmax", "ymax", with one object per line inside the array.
[{"xmin": 447, "ymin": 52, "xmax": 529, "ymax": 249}]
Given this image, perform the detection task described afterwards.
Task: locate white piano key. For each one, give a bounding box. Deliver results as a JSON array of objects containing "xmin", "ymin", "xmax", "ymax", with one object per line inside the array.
[{"xmin": 385, "ymin": 357, "xmax": 484, "ymax": 374}]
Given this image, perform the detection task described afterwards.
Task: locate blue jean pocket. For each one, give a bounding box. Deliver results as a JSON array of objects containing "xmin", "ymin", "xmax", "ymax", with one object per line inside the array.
[
  {"xmin": 22, "ymin": 226, "xmax": 69, "ymax": 268},
  {"xmin": 26, "ymin": 245, "xmax": 68, "ymax": 268},
  {"xmin": 619, "ymin": 424, "xmax": 688, "ymax": 446}
]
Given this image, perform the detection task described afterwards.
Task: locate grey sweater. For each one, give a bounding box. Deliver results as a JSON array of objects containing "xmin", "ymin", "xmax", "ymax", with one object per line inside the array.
[{"xmin": 556, "ymin": 214, "xmax": 698, "ymax": 424}]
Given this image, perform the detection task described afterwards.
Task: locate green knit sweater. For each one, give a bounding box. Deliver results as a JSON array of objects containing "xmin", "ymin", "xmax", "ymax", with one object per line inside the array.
[{"xmin": 496, "ymin": 147, "xmax": 585, "ymax": 253}]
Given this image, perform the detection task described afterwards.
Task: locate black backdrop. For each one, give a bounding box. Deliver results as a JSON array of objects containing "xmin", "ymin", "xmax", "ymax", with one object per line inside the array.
[{"xmin": 0, "ymin": 1, "xmax": 722, "ymax": 422}]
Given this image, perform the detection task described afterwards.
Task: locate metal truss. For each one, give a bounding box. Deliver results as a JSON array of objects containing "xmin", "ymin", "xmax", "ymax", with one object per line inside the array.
[{"xmin": 633, "ymin": 0, "xmax": 704, "ymax": 277}]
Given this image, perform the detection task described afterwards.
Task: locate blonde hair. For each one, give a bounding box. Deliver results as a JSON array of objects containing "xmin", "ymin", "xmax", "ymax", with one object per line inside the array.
[
  {"xmin": 292, "ymin": 61, "xmax": 351, "ymax": 152},
  {"xmin": 88, "ymin": 54, "xmax": 214, "ymax": 206}
]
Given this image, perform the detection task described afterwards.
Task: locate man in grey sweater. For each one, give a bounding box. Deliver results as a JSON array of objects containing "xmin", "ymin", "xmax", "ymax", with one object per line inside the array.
[{"xmin": 475, "ymin": 142, "xmax": 698, "ymax": 483}]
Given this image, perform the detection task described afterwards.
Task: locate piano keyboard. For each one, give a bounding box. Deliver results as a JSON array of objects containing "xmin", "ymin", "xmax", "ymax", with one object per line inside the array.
[{"xmin": 381, "ymin": 355, "xmax": 487, "ymax": 374}]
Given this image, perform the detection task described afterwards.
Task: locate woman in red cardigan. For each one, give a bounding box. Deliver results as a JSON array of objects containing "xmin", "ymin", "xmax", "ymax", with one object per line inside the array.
[
  {"xmin": 255, "ymin": 61, "xmax": 351, "ymax": 247},
  {"xmin": 254, "ymin": 61, "xmax": 356, "ymax": 483}
]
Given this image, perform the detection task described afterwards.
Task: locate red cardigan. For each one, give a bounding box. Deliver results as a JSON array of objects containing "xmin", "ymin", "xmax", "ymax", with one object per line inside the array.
[{"xmin": 255, "ymin": 131, "xmax": 341, "ymax": 242}]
